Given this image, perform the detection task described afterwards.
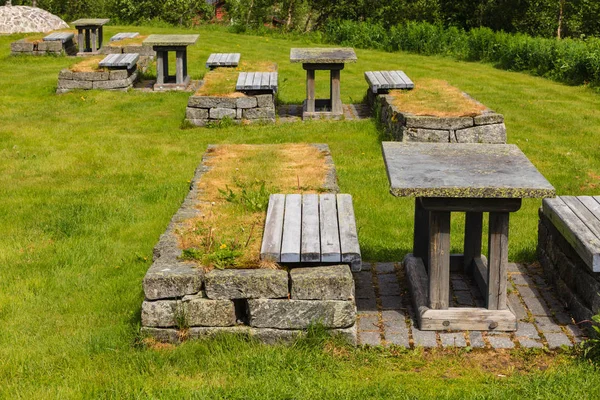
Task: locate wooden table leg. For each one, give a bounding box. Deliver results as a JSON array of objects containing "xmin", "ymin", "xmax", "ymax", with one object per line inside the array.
[
  {"xmin": 464, "ymin": 211, "xmax": 483, "ymax": 274},
  {"xmin": 428, "ymin": 210, "xmax": 451, "ymax": 310},
  {"xmin": 330, "ymin": 68, "xmax": 342, "ymax": 114},
  {"xmin": 413, "ymin": 198, "xmax": 430, "ymax": 270},
  {"xmin": 306, "ymin": 68, "xmax": 315, "ymax": 113},
  {"xmin": 487, "ymin": 212, "xmax": 509, "ymax": 310},
  {"xmin": 175, "ymin": 49, "xmax": 184, "ymax": 84},
  {"xmin": 77, "ymin": 28, "xmax": 84, "ymax": 53},
  {"xmin": 91, "ymin": 28, "xmax": 97, "ymax": 53},
  {"xmin": 156, "ymin": 50, "xmax": 166, "ymax": 84}
]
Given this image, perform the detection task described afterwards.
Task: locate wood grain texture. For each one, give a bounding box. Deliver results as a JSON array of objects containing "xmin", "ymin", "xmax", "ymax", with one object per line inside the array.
[
  {"xmin": 428, "ymin": 211, "xmax": 451, "ymax": 310},
  {"xmin": 320, "ymin": 194, "xmax": 341, "ymax": 262},
  {"xmin": 487, "ymin": 212, "xmax": 509, "ymax": 310},
  {"xmin": 281, "ymin": 194, "xmax": 302, "ymax": 262},
  {"xmin": 420, "ymin": 307, "xmax": 517, "ymax": 331},
  {"xmin": 260, "ymin": 194, "xmax": 285, "ymax": 262},
  {"xmin": 337, "ymin": 194, "xmax": 361, "ymax": 271},
  {"xmin": 464, "ymin": 212, "xmax": 483, "ymax": 274},
  {"xmin": 300, "ymin": 194, "xmax": 320, "ymax": 262}
]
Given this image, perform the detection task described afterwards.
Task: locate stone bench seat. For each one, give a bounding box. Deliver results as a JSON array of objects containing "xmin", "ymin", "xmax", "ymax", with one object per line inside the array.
[
  {"xmin": 206, "ymin": 53, "xmax": 240, "ymax": 68},
  {"xmin": 99, "ymin": 53, "xmax": 139, "ymax": 70},
  {"xmin": 542, "ymin": 196, "xmax": 600, "ymax": 272},
  {"xmin": 260, "ymin": 194, "xmax": 361, "ymax": 271},
  {"xmin": 365, "ymin": 70, "xmax": 414, "ymax": 94},
  {"xmin": 43, "ymin": 32, "xmax": 74, "ymax": 43},
  {"xmin": 236, "ymin": 72, "xmax": 278, "ymax": 93},
  {"xmin": 110, "ymin": 32, "xmax": 139, "ymax": 42}
]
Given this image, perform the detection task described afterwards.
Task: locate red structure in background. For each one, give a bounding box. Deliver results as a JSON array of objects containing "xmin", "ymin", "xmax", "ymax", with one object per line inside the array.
[{"xmin": 206, "ymin": 0, "xmax": 226, "ymax": 21}]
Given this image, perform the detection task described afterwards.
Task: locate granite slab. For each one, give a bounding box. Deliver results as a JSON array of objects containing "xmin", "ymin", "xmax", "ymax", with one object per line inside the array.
[
  {"xmin": 72, "ymin": 18, "xmax": 110, "ymax": 27},
  {"xmin": 143, "ymin": 34, "xmax": 199, "ymax": 47},
  {"xmin": 382, "ymin": 142, "xmax": 555, "ymax": 198},
  {"xmin": 290, "ymin": 48, "xmax": 357, "ymax": 64}
]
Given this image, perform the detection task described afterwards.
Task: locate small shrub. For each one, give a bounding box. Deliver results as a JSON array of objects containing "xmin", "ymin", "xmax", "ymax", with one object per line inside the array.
[{"xmin": 582, "ymin": 314, "xmax": 600, "ymax": 362}]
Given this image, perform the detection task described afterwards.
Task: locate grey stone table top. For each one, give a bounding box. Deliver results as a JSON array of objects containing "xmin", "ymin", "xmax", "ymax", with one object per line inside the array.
[
  {"xmin": 72, "ymin": 18, "xmax": 110, "ymax": 27},
  {"xmin": 290, "ymin": 47, "xmax": 357, "ymax": 64},
  {"xmin": 143, "ymin": 34, "xmax": 199, "ymax": 47},
  {"xmin": 382, "ymin": 142, "xmax": 555, "ymax": 198}
]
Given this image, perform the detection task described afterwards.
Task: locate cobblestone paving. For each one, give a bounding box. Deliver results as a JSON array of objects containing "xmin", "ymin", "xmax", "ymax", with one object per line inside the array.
[
  {"xmin": 277, "ymin": 103, "xmax": 371, "ymax": 122},
  {"xmin": 355, "ymin": 262, "xmax": 587, "ymax": 349}
]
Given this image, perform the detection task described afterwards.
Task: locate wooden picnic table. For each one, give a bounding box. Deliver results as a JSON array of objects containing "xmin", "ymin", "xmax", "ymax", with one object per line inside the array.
[
  {"xmin": 72, "ymin": 18, "xmax": 109, "ymax": 55},
  {"xmin": 382, "ymin": 142, "xmax": 555, "ymax": 331},
  {"xmin": 290, "ymin": 48, "xmax": 357, "ymax": 119},
  {"xmin": 143, "ymin": 34, "xmax": 199, "ymax": 90}
]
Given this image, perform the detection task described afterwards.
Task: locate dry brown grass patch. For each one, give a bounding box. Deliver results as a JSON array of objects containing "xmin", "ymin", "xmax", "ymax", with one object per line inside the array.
[
  {"xmin": 390, "ymin": 79, "xmax": 487, "ymax": 117},
  {"xmin": 195, "ymin": 61, "xmax": 277, "ymax": 97},
  {"xmin": 24, "ymin": 29, "xmax": 76, "ymax": 44},
  {"xmin": 178, "ymin": 144, "xmax": 328, "ymax": 270},
  {"xmin": 70, "ymin": 56, "xmax": 106, "ymax": 72}
]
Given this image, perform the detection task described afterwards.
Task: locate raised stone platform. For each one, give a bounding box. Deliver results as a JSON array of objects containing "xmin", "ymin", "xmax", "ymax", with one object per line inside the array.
[
  {"xmin": 370, "ymin": 92, "xmax": 506, "ymax": 143},
  {"xmin": 11, "ymin": 34, "xmax": 76, "ymax": 56},
  {"xmin": 141, "ymin": 145, "xmax": 357, "ymax": 345},
  {"xmin": 56, "ymin": 66, "xmax": 138, "ymax": 94},
  {"xmin": 185, "ymin": 94, "xmax": 276, "ymax": 126}
]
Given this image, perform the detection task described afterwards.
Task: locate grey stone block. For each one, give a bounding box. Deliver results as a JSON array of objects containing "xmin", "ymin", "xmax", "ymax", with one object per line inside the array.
[
  {"xmin": 204, "ymin": 269, "xmax": 288, "ymax": 300},
  {"xmin": 143, "ymin": 260, "xmax": 203, "ymax": 300},
  {"xmin": 411, "ymin": 328, "xmax": 437, "ymax": 348},
  {"xmin": 382, "ymin": 309, "xmax": 407, "ymax": 332},
  {"xmin": 535, "ymin": 316, "xmax": 562, "ymax": 333},
  {"xmin": 256, "ymin": 94, "xmax": 274, "ymax": 108},
  {"xmin": 141, "ymin": 300, "xmax": 180, "ymax": 327},
  {"xmin": 57, "ymin": 79, "xmax": 93, "ymax": 90},
  {"xmin": 38, "ymin": 41, "xmax": 62, "ymax": 52},
  {"xmin": 236, "ymin": 96, "xmax": 258, "ymax": 109},
  {"xmin": 359, "ymin": 330, "xmax": 381, "ymax": 346},
  {"xmin": 243, "ymin": 107, "xmax": 275, "ymax": 120},
  {"xmin": 186, "ymin": 107, "xmax": 209, "ymax": 120},
  {"xmin": 188, "ymin": 119, "xmax": 208, "ymax": 127},
  {"xmin": 405, "ymin": 115, "xmax": 473, "ymax": 130},
  {"xmin": 454, "ymin": 124, "xmax": 506, "ymax": 144},
  {"xmin": 109, "ymin": 69, "xmax": 129, "ymax": 80},
  {"xmin": 102, "ymin": 46, "xmax": 123, "ymax": 54},
  {"xmin": 440, "ymin": 332, "xmax": 467, "ymax": 347},
  {"xmin": 236, "ymin": 108, "xmax": 243, "ymax": 119},
  {"xmin": 545, "ymin": 332, "xmax": 572, "ymax": 348},
  {"xmin": 247, "ymin": 299, "xmax": 356, "ymax": 329},
  {"xmin": 468, "ymin": 331, "xmax": 486, "ymax": 348},
  {"xmin": 404, "ymin": 128, "xmax": 450, "ymax": 143},
  {"xmin": 487, "ymin": 335, "xmax": 515, "ymax": 349},
  {"xmin": 92, "ymin": 78, "xmax": 131, "ymax": 90},
  {"xmin": 188, "ymin": 96, "xmax": 237, "ymax": 109},
  {"xmin": 58, "ymin": 69, "xmax": 74, "ymax": 80},
  {"xmin": 375, "ymin": 262, "xmax": 396, "ymax": 274},
  {"xmin": 209, "ymin": 107, "xmax": 236, "ymax": 119},
  {"xmin": 386, "ymin": 331, "xmax": 410, "ymax": 347},
  {"xmin": 515, "ymin": 322, "xmax": 540, "ymax": 339},
  {"xmin": 358, "ymin": 314, "xmax": 379, "ymax": 331},
  {"xmin": 381, "ymin": 295, "xmax": 402, "ymax": 310},
  {"xmin": 184, "ymin": 297, "xmax": 236, "ymax": 327},
  {"xmin": 522, "ymin": 295, "xmax": 552, "ymax": 316},
  {"xmin": 519, "ymin": 338, "xmax": 543, "ymax": 348},
  {"xmin": 140, "ymin": 327, "xmax": 181, "ymax": 343},
  {"xmin": 75, "ymin": 71, "xmax": 110, "ymax": 81},
  {"xmin": 11, "ymin": 40, "xmax": 34, "ymax": 52},
  {"xmin": 291, "ymin": 265, "xmax": 354, "ymax": 300},
  {"xmin": 356, "ymin": 297, "xmax": 377, "ymax": 313},
  {"xmin": 123, "ymin": 44, "xmax": 155, "ymax": 56},
  {"xmin": 474, "ymin": 112, "xmax": 504, "ymax": 125}
]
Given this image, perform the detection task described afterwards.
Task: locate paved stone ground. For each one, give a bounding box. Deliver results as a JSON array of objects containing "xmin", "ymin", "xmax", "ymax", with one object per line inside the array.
[
  {"xmin": 277, "ymin": 103, "xmax": 371, "ymax": 122},
  {"xmin": 355, "ymin": 262, "xmax": 587, "ymax": 349}
]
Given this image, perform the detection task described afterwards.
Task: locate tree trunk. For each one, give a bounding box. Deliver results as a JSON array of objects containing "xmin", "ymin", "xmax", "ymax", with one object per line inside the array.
[
  {"xmin": 557, "ymin": 0, "xmax": 565, "ymax": 39},
  {"xmin": 32, "ymin": 0, "xmax": 37, "ymax": 7},
  {"xmin": 246, "ymin": 0, "xmax": 254, "ymax": 25},
  {"xmin": 6, "ymin": 1, "xmax": 12, "ymax": 7},
  {"xmin": 286, "ymin": 0, "xmax": 295, "ymax": 29}
]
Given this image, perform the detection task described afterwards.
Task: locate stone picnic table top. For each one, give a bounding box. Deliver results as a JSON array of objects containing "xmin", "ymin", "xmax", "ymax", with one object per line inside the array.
[
  {"xmin": 382, "ymin": 142, "xmax": 555, "ymax": 198},
  {"xmin": 72, "ymin": 18, "xmax": 110, "ymax": 27},
  {"xmin": 143, "ymin": 34, "xmax": 199, "ymax": 47},
  {"xmin": 290, "ymin": 48, "xmax": 357, "ymax": 64}
]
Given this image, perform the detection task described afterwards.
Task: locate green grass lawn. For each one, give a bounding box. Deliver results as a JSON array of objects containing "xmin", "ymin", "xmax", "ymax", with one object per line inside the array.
[{"xmin": 1, "ymin": 24, "xmax": 600, "ymax": 398}]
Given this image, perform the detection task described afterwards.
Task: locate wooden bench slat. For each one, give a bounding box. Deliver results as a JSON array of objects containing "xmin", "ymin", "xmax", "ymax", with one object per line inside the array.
[
  {"xmin": 562, "ymin": 196, "xmax": 600, "ymax": 241},
  {"xmin": 373, "ymin": 71, "xmax": 388, "ymax": 88},
  {"xmin": 235, "ymin": 73, "xmax": 246, "ymax": 90},
  {"xmin": 244, "ymin": 72, "xmax": 254, "ymax": 88},
  {"xmin": 206, "ymin": 53, "xmax": 216, "ymax": 64},
  {"xmin": 543, "ymin": 197, "xmax": 600, "ymax": 272},
  {"xmin": 228, "ymin": 53, "xmax": 240, "ymax": 64},
  {"xmin": 337, "ymin": 194, "xmax": 361, "ymax": 271},
  {"xmin": 364, "ymin": 71, "xmax": 380, "ymax": 93},
  {"xmin": 99, "ymin": 53, "xmax": 139, "ymax": 69},
  {"xmin": 281, "ymin": 194, "xmax": 302, "ymax": 262},
  {"xmin": 260, "ymin": 194, "xmax": 286, "ymax": 262},
  {"xmin": 43, "ymin": 32, "xmax": 74, "ymax": 43},
  {"xmin": 301, "ymin": 194, "xmax": 321, "ymax": 262},
  {"xmin": 252, "ymin": 72, "xmax": 262, "ymax": 90},
  {"xmin": 320, "ymin": 194, "xmax": 341, "ymax": 262},
  {"xmin": 206, "ymin": 53, "xmax": 241, "ymax": 68},
  {"xmin": 380, "ymin": 71, "xmax": 396, "ymax": 87},
  {"xmin": 366, "ymin": 70, "xmax": 414, "ymax": 93},
  {"xmin": 271, "ymin": 72, "xmax": 278, "ymax": 93},
  {"xmin": 388, "ymin": 70, "xmax": 406, "ymax": 88},
  {"xmin": 260, "ymin": 72, "xmax": 270, "ymax": 90},
  {"xmin": 396, "ymin": 70, "xmax": 415, "ymax": 88}
]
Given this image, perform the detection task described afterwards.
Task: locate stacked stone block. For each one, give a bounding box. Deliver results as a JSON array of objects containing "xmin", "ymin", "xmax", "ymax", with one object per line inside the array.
[
  {"xmin": 56, "ymin": 66, "xmax": 138, "ymax": 94},
  {"xmin": 100, "ymin": 42, "xmax": 154, "ymax": 72},
  {"xmin": 185, "ymin": 94, "xmax": 276, "ymax": 126},
  {"xmin": 370, "ymin": 92, "xmax": 506, "ymax": 144},
  {"xmin": 11, "ymin": 37, "xmax": 76, "ymax": 56},
  {"xmin": 538, "ymin": 210, "xmax": 600, "ymax": 327}
]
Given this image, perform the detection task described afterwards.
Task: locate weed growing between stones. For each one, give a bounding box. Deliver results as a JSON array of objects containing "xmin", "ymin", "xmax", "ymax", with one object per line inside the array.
[{"xmin": 582, "ymin": 313, "xmax": 600, "ymax": 362}]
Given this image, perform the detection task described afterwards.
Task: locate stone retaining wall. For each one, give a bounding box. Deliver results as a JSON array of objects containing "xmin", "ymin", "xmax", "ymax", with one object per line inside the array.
[
  {"xmin": 11, "ymin": 37, "xmax": 76, "ymax": 56},
  {"xmin": 185, "ymin": 94, "xmax": 276, "ymax": 126},
  {"xmin": 369, "ymin": 90, "xmax": 507, "ymax": 143},
  {"xmin": 141, "ymin": 144, "xmax": 358, "ymax": 345},
  {"xmin": 538, "ymin": 210, "xmax": 600, "ymax": 328},
  {"xmin": 56, "ymin": 66, "xmax": 138, "ymax": 94}
]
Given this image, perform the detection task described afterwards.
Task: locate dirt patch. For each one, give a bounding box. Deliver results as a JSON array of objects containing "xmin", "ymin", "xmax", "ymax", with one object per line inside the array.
[
  {"xmin": 390, "ymin": 79, "xmax": 487, "ymax": 117},
  {"xmin": 196, "ymin": 61, "xmax": 277, "ymax": 97},
  {"xmin": 178, "ymin": 144, "xmax": 329, "ymax": 270},
  {"xmin": 70, "ymin": 56, "xmax": 107, "ymax": 72}
]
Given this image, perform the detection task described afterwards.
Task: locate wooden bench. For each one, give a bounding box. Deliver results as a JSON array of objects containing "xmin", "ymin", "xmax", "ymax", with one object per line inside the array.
[
  {"xmin": 110, "ymin": 32, "xmax": 139, "ymax": 42},
  {"xmin": 43, "ymin": 32, "xmax": 74, "ymax": 43},
  {"xmin": 260, "ymin": 194, "xmax": 361, "ymax": 271},
  {"xmin": 206, "ymin": 53, "xmax": 241, "ymax": 68},
  {"xmin": 365, "ymin": 70, "xmax": 414, "ymax": 94},
  {"xmin": 236, "ymin": 72, "xmax": 278, "ymax": 93},
  {"xmin": 542, "ymin": 196, "xmax": 600, "ymax": 272},
  {"xmin": 99, "ymin": 53, "xmax": 140, "ymax": 70}
]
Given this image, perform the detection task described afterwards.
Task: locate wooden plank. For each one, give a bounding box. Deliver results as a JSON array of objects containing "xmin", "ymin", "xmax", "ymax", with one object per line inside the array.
[
  {"xmin": 271, "ymin": 72, "xmax": 278, "ymax": 92},
  {"xmin": 464, "ymin": 212, "xmax": 483, "ymax": 274},
  {"xmin": 373, "ymin": 71, "xmax": 388, "ymax": 89},
  {"xmin": 260, "ymin": 194, "xmax": 285, "ymax": 262},
  {"xmin": 260, "ymin": 72, "xmax": 270, "ymax": 90},
  {"xmin": 306, "ymin": 69, "xmax": 315, "ymax": 112},
  {"xmin": 319, "ymin": 194, "xmax": 341, "ymax": 262},
  {"xmin": 420, "ymin": 307, "xmax": 517, "ymax": 331},
  {"xmin": 428, "ymin": 211, "xmax": 450, "ymax": 310},
  {"xmin": 413, "ymin": 198, "xmax": 430, "ymax": 269},
  {"xmin": 562, "ymin": 196, "xmax": 600, "ymax": 240},
  {"xmin": 543, "ymin": 197, "xmax": 600, "ymax": 272},
  {"xmin": 252, "ymin": 72, "xmax": 262, "ymax": 90},
  {"xmin": 380, "ymin": 71, "xmax": 396, "ymax": 87},
  {"xmin": 206, "ymin": 53, "xmax": 216, "ymax": 65},
  {"xmin": 235, "ymin": 73, "xmax": 246, "ymax": 91},
  {"xmin": 330, "ymin": 69, "xmax": 342, "ymax": 114},
  {"xmin": 301, "ymin": 194, "xmax": 320, "ymax": 262},
  {"xmin": 337, "ymin": 194, "xmax": 361, "ymax": 271},
  {"xmin": 364, "ymin": 71, "xmax": 380, "ymax": 93},
  {"xmin": 390, "ymin": 71, "xmax": 409, "ymax": 89},
  {"xmin": 487, "ymin": 212, "xmax": 509, "ymax": 310},
  {"xmin": 404, "ymin": 255, "xmax": 430, "ymax": 318},
  {"xmin": 230, "ymin": 53, "xmax": 241, "ymax": 64},
  {"xmin": 396, "ymin": 70, "xmax": 415, "ymax": 89},
  {"xmin": 421, "ymin": 197, "xmax": 522, "ymax": 212},
  {"xmin": 579, "ymin": 195, "xmax": 600, "ymax": 223},
  {"xmin": 244, "ymin": 72, "xmax": 254, "ymax": 88},
  {"xmin": 473, "ymin": 255, "xmax": 488, "ymax": 297},
  {"xmin": 280, "ymin": 194, "xmax": 302, "ymax": 263}
]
